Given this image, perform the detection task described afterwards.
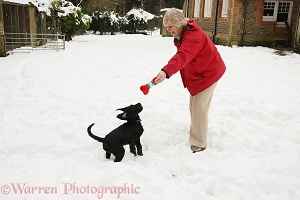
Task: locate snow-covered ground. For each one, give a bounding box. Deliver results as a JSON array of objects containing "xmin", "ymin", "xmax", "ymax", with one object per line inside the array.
[{"xmin": 0, "ymin": 32, "xmax": 300, "ymax": 200}]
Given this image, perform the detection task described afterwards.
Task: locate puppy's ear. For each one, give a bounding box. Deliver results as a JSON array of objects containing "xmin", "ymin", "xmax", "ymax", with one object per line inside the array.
[
  {"xmin": 116, "ymin": 104, "xmax": 130, "ymax": 112},
  {"xmin": 117, "ymin": 112, "xmax": 127, "ymax": 120},
  {"xmin": 116, "ymin": 107, "xmax": 126, "ymax": 112}
]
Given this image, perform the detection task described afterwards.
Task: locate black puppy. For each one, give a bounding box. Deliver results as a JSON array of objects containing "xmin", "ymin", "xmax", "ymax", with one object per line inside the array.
[{"xmin": 87, "ymin": 103, "xmax": 144, "ymax": 162}]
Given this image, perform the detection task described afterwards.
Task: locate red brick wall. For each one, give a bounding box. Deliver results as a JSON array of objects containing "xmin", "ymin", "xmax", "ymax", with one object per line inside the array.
[
  {"xmin": 0, "ymin": 0, "xmax": 6, "ymax": 56},
  {"xmin": 186, "ymin": 0, "xmax": 300, "ymax": 47}
]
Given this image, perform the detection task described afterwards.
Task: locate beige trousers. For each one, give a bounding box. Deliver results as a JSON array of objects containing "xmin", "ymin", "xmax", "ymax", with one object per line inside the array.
[{"xmin": 189, "ymin": 82, "xmax": 218, "ymax": 148}]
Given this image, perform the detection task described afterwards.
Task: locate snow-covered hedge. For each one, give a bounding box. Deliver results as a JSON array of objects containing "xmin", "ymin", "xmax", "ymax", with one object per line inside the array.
[
  {"xmin": 89, "ymin": 11, "xmax": 120, "ymax": 35},
  {"xmin": 89, "ymin": 9, "xmax": 160, "ymax": 35}
]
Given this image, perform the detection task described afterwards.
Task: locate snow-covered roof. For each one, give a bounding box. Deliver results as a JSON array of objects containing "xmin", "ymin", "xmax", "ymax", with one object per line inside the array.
[
  {"xmin": 5, "ymin": 0, "xmax": 51, "ymax": 10},
  {"xmin": 4, "ymin": 0, "xmax": 74, "ymax": 16},
  {"xmin": 160, "ymin": 8, "xmax": 183, "ymax": 12},
  {"xmin": 160, "ymin": 8, "xmax": 172, "ymax": 12}
]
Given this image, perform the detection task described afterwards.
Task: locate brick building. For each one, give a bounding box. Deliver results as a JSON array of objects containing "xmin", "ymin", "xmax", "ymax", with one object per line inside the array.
[
  {"xmin": 182, "ymin": 0, "xmax": 300, "ymax": 49},
  {"xmin": 0, "ymin": 0, "xmax": 5, "ymax": 56}
]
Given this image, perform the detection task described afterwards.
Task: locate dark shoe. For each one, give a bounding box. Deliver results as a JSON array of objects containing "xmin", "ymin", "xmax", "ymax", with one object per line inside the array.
[{"xmin": 191, "ymin": 145, "xmax": 206, "ymax": 153}]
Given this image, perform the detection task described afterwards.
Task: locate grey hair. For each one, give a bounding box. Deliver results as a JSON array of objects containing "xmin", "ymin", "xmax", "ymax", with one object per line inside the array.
[{"xmin": 163, "ymin": 8, "xmax": 188, "ymax": 27}]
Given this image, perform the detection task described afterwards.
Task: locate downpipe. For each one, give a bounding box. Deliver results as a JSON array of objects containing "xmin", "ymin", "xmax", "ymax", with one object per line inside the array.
[
  {"xmin": 240, "ymin": 0, "xmax": 248, "ymax": 46},
  {"xmin": 213, "ymin": 0, "xmax": 220, "ymax": 44}
]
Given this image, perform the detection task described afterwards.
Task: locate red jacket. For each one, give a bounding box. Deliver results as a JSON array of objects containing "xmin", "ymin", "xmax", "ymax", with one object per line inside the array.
[{"xmin": 162, "ymin": 20, "xmax": 226, "ymax": 96}]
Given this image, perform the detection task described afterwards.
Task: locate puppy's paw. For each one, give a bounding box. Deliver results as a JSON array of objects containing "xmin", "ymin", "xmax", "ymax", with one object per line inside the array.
[
  {"xmin": 137, "ymin": 150, "xmax": 143, "ymax": 156},
  {"xmin": 106, "ymin": 152, "xmax": 111, "ymax": 159},
  {"xmin": 130, "ymin": 149, "xmax": 137, "ymax": 156}
]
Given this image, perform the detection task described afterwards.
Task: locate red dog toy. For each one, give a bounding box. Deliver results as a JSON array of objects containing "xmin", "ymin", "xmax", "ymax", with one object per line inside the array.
[{"xmin": 140, "ymin": 78, "xmax": 156, "ymax": 95}]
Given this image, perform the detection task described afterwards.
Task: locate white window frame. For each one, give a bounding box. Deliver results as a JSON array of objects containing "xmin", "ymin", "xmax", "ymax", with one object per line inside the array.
[
  {"xmin": 262, "ymin": 0, "xmax": 293, "ymax": 25},
  {"xmin": 185, "ymin": 0, "xmax": 189, "ymax": 18},
  {"xmin": 204, "ymin": 0, "xmax": 212, "ymax": 18},
  {"xmin": 221, "ymin": 0, "xmax": 228, "ymax": 18},
  {"xmin": 194, "ymin": 0, "xmax": 201, "ymax": 18}
]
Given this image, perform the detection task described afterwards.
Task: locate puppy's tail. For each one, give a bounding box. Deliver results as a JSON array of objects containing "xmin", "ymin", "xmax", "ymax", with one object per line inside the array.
[{"xmin": 87, "ymin": 123, "xmax": 106, "ymax": 143}]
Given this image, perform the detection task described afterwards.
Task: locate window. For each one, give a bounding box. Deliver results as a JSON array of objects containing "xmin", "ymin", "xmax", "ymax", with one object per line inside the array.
[
  {"xmin": 221, "ymin": 0, "xmax": 228, "ymax": 18},
  {"xmin": 194, "ymin": 0, "xmax": 201, "ymax": 18},
  {"xmin": 277, "ymin": 2, "xmax": 291, "ymax": 22},
  {"xmin": 262, "ymin": 1, "xmax": 293, "ymax": 24},
  {"xmin": 204, "ymin": 0, "xmax": 212, "ymax": 18}
]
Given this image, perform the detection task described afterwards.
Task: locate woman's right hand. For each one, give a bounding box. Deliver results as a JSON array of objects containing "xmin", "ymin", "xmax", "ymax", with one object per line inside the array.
[{"xmin": 154, "ymin": 71, "xmax": 167, "ymax": 85}]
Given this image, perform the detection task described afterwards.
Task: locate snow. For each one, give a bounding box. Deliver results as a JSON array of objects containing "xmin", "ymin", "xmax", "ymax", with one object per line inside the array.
[
  {"xmin": 0, "ymin": 31, "xmax": 300, "ymax": 200},
  {"xmin": 56, "ymin": 0, "xmax": 80, "ymax": 17},
  {"xmin": 127, "ymin": 8, "xmax": 155, "ymax": 21},
  {"xmin": 160, "ymin": 8, "xmax": 182, "ymax": 13}
]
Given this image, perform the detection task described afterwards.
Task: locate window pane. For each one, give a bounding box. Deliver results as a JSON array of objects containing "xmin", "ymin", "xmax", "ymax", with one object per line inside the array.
[
  {"xmin": 194, "ymin": 0, "xmax": 201, "ymax": 18},
  {"xmin": 277, "ymin": 13, "xmax": 288, "ymax": 22},
  {"xmin": 222, "ymin": 0, "xmax": 228, "ymax": 17},
  {"xmin": 204, "ymin": 0, "xmax": 212, "ymax": 17}
]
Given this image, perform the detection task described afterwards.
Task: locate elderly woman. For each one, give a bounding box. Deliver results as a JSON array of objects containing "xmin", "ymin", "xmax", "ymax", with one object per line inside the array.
[{"xmin": 154, "ymin": 8, "xmax": 226, "ymax": 153}]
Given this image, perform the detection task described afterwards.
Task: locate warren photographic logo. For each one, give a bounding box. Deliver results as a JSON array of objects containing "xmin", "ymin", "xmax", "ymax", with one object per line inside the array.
[{"xmin": 1, "ymin": 182, "xmax": 140, "ymax": 199}]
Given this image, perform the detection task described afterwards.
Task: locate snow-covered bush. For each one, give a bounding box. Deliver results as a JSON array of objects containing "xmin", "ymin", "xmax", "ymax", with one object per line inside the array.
[
  {"xmin": 49, "ymin": 0, "xmax": 91, "ymax": 40},
  {"xmin": 89, "ymin": 11, "xmax": 120, "ymax": 35},
  {"xmin": 120, "ymin": 8, "xmax": 155, "ymax": 34}
]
